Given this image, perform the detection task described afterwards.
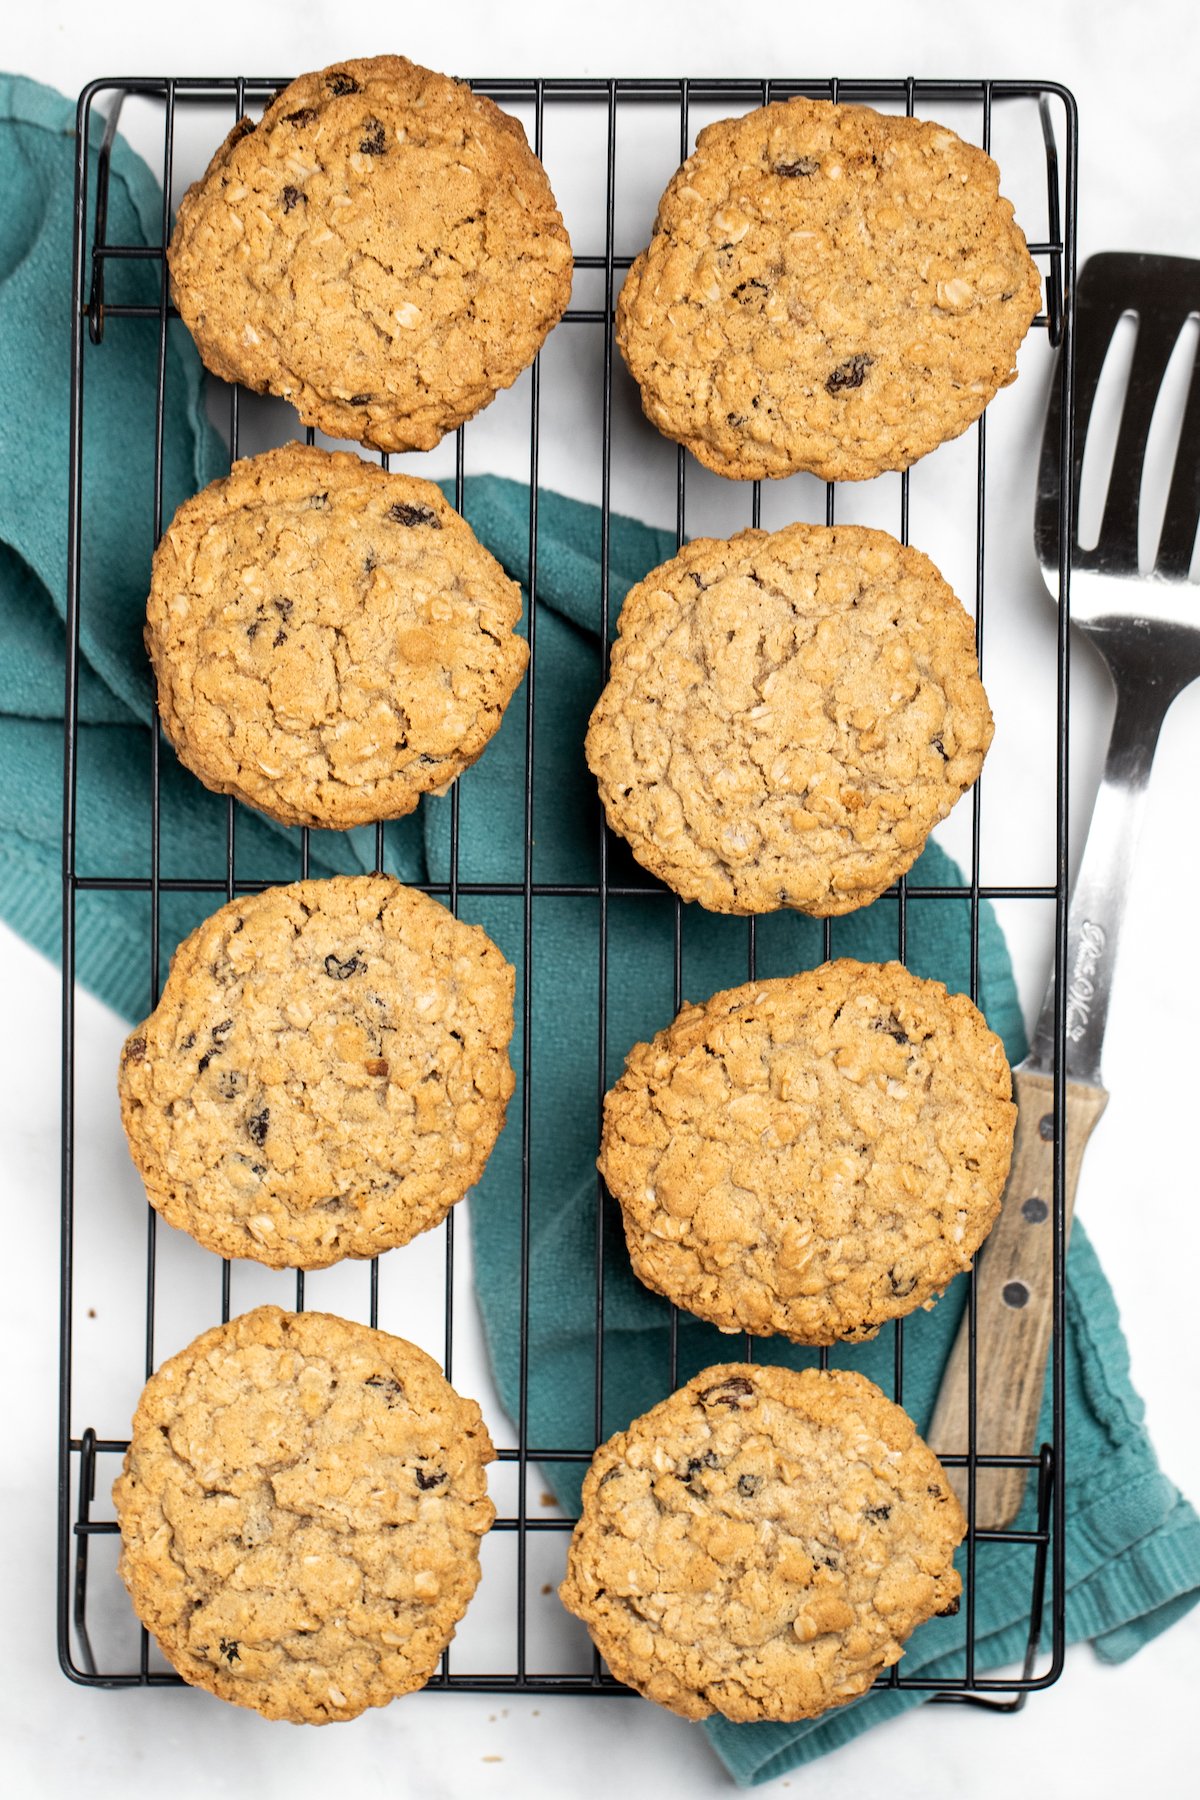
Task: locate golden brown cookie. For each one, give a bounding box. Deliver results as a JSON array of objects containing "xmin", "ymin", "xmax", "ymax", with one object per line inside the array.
[
  {"xmin": 168, "ymin": 56, "xmax": 573, "ymax": 451},
  {"xmin": 146, "ymin": 444, "xmax": 528, "ymax": 830},
  {"xmin": 114, "ymin": 1306, "xmax": 495, "ymax": 1722},
  {"xmin": 559, "ymin": 1364, "xmax": 964, "ymax": 1721},
  {"xmin": 617, "ymin": 97, "xmax": 1041, "ymax": 481},
  {"xmin": 118, "ymin": 876, "xmax": 515, "ymax": 1269},
  {"xmin": 600, "ymin": 960, "xmax": 1015, "ymax": 1344},
  {"xmin": 585, "ymin": 523, "xmax": 992, "ymax": 916}
]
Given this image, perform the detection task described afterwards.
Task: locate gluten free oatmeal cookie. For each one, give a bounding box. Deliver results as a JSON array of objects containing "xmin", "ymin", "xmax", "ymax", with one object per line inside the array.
[
  {"xmin": 585, "ymin": 523, "xmax": 992, "ymax": 916},
  {"xmin": 560, "ymin": 1364, "xmax": 964, "ymax": 1722},
  {"xmin": 617, "ymin": 96, "xmax": 1041, "ymax": 481},
  {"xmin": 114, "ymin": 1306, "xmax": 495, "ymax": 1722},
  {"xmin": 118, "ymin": 876, "xmax": 515, "ymax": 1269},
  {"xmin": 146, "ymin": 444, "xmax": 528, "ymax": 829},
  {"xmin": 600, "ymin": 960, "xmax": 1016, "ymax": 1345},
  {"xmin": 168, "ymin": 56, "xmax": 573, "ymax": 452}
]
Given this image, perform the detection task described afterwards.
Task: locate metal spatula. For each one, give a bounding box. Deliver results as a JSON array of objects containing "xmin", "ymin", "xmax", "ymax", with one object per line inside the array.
[{"xmin": 929, "ymin": 252, "xmax": 1200, "ymax": 1528}]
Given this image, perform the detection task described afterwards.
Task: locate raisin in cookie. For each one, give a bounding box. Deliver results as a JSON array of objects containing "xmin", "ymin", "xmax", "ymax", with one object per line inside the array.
[
  {"xmin": 585, "ymin": 523, "xmax": 992, "ymax": 916},
  {"xmin": 600, "ymin": 960, "xmax": 1015, "ymax": 1344},
  {"xmin": 617, "ymin": 97, "xmax": 1041, "ymax": 481},
  {"xmin": 118, "ymin": 876, "xmax": 515, "ymax": 1269},
  {"xmin": 168, "ymin": 56, "xmax": 573, "ymax": 452},
  {"xmin": 560, "ymin": 1364, "xmax": 964, "ymax": 1721},
  {"xmin": 114, "ymin": 1306, "xmax": 494, "ymax": 1722},
  {"xmin": 146, "ymin": 444, "xmax": 528, "ymax": 829}
]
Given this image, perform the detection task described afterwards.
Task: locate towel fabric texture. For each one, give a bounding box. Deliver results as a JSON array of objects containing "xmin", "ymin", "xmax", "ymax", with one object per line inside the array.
[{"xmin": 2, "ymin": 74, "xmax": 1197, "ymax": 1784}]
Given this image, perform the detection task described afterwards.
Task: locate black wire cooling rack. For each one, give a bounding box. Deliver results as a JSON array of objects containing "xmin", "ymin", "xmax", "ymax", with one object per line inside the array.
[{"xmin": 60, "ymin": 73, "xmax": 1077, "ymax": 1703}]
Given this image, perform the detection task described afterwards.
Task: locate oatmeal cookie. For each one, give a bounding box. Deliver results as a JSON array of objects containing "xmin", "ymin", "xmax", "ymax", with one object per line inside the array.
[
  {"xmin": 114, "ymin": 1306, "xmax": 495, "ymax": 1722},
  {"xmin": 616, "ymin": 97, "xmax": 1041, "ymax": 480},
  {"xmin": 600, "ymin": 960, "xmax": 1015, "ymax": 1344},
  {"xmin": 146, "ymin": 443, "xmax": 528, "ymax": 829},
  {"xmin": 585, "ymin": 523, "xmax": 992, "ymax": 916},
  {"xmin": 560, "ymin": 1363, "xmax": 964, "ymax": 1721},
  {"xmin": 118, "ymin": 876, "xmax": 515, "ymax": 1269},
  {"xmin": 168, "ymin": 56, "xmax": 573, "ymax": 451}
]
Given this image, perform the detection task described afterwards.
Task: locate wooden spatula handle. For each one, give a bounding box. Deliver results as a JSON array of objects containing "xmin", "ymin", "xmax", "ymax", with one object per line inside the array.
[{"xmin": 926, "ymin": 1067, "xmax": 1108, "ymax": 1529}]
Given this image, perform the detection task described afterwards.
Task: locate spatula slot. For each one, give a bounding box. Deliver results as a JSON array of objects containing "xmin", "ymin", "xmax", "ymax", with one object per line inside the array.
[
  {"xmin": 1138, "ymin": 313, "xmax": 1200, "ymax": 576},
  {"xmin": 1076, "ymin": 310, "xmax": 1137, "ymax": 553}
]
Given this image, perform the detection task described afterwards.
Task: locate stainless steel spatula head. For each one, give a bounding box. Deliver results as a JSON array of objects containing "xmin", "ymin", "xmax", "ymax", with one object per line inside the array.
[{"xmin": 1036, "ymin": 252, "xmax": 1200, "ymax": 643}]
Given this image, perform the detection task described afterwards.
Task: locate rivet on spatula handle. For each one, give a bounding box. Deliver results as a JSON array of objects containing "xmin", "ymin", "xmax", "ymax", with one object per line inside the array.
[{"xmin": 927, "ymin": 1067, "xmax": 1107, "ymax": 1529}]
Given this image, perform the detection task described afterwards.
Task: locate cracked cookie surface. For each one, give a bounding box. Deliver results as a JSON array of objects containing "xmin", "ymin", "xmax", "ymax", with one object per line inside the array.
[
  {"xmin": 617, "ymin": 97, "xmax": 1041, "ymax": 481},
  {"xmin": 585, "ymin": 523, "xmax": 992, "ymax": 916},
  {"xmin": 600, "ymin": 960, "xmax": 1015, "ymax": 1344},
  {"xmin": 147, "ymin": 444, "xmax": 528, "ymax": 829},
  {"xmin": 560, "ymin": 1363, "xmax": 964, "ymax": 1721},
  {"xmin": 114, "ymin": 1306, "xmax": 495, "ymax": 1722},
  {"xmin": 169, "ymin": 55, "xmax": 573, "ymax": 451},
  {"xmin": 118, "ymin": 876, "xmax": 515, "ymax": 1269}
]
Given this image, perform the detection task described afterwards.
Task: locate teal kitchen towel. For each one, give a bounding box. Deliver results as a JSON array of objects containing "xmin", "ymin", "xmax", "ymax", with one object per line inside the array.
[{"xmin": 3, "ymin": 74, "xmax": 1197, "ymax": 1784}]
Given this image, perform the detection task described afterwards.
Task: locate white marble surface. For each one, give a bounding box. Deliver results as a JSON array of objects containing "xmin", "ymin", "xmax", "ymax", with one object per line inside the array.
[{"xmin": 5, "ymin": 1, "xmax": 1200, "ymax": 1793}]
